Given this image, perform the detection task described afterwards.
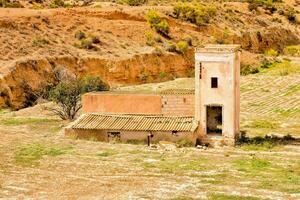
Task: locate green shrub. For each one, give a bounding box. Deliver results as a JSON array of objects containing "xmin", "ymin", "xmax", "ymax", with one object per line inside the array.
[
  {"xmin": 173, "ymin": 2, "xmax": 216, "ymax": 26},
  {"xmin": 75, "ymin": 30, "xmax": 86, "ymax": 40},
  {"xmin": 165, "ymin": 42, "xmax": 176, "ymax": 52},
  {"xmin": 176, "ymin": 41, "xmax": 189, "ymax": 54},
  {"xmin": 283, "ymin": 45, "xmax": 300, "ymax": 56},
  {"xmin": 265, "ymin": 48, "xmax": 278, "ymax": 57},
  {"xmin": 159, "ymin": 71, "xmax": 167, "ymax": 79},
  {"xmin": 50, "ymin": 0, "xmax": 66, "ymax": 8},
  {"xmin": 176, "ymin": 139, "xmax": 194, "ymax": 148},
  {"xmin": 145, "ymin": 31, "xmax": 155, "ymax": 46},
  {"xmin": 153, "ymin": 47, "xmax": 163, "ymax": 56},
  {"xmin": 146, "ymin": 10, "xmax": 170, "ymax": 36},
  {"xmin": 80, "ymin": 38, "xmax": 94, "ymax": 49},
  {"xmin": 154, "ymin": 36, "xmax": 162, "ymax": 43},
  {"xmin": 248, "ymin": 0, "xmax": 275, "ymax": 12},
  {"xmin": 0, "ymin": 0, "xmax": 23, "ymax": 8},
  {"xmin": 138, "ymin": 70, "xmax": 149, "ymax": 82},
  {"xmin": 240, "ymin": 64, "xmax": 259, "ymax": 76},
  {"xmin": 124, "ymin": 0, "xmax": 147, "ymax": 6}
]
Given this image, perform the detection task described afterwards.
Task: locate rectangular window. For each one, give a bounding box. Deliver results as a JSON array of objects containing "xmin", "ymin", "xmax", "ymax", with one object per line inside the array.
[{"xmin": 211, "ymin": 77, "xmax": 218, "ymax": 88}]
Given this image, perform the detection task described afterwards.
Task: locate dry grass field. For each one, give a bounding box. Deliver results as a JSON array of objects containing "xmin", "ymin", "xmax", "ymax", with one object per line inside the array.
[{"xmin": 0, "ymin": 61, "xmax": 299, "ymax": 199}]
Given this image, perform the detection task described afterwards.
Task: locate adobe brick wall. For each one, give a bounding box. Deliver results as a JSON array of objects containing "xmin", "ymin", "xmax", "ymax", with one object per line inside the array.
[
  {"xmin": 82, "ymin": 93, "xmax": 195, "ymax": 116},
  {"xmin": 161, "ymin": 94, "xmax": 194, "ymax": 116},
  {"xmin": 82, "ymin": 93, "xmax": 162, "ymax": 114}
]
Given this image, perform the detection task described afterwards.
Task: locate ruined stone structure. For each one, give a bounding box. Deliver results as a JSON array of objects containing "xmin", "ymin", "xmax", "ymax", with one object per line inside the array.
[{"xmin": 65, "ymin": 45, "xmax": 241, "ymax": 146}]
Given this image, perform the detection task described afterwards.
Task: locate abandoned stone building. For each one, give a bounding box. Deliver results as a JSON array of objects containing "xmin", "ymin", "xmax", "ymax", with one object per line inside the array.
[{"xmin": 65, "ymin": 44, "xmax": 241, "ymax": 146}]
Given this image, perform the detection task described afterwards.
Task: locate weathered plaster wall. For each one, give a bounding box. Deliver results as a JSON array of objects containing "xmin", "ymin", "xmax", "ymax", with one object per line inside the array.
[
  {"xmin": 195, "ymin": 48, "xmax": 240, "ymax": 140},
  {"xmin": 82, "ymin": 93, "xmax": 195, "ymax": 116},
  {"xmin": 82, "ymin": 93, "xmax": 162, "ymax": 114},
  {"xmin": 161, "ymin": 94, "xmax": 194, "ymax": 116}
]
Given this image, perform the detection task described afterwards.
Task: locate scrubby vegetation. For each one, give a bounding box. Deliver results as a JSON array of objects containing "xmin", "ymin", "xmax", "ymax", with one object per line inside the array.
[
  {"xmin": 0, "ymin": 0, "xmax": 23, "ymax": 7},
  {"xmin": 283, "ymin": 45, "xmax": 300, "ymax": 56},
  {"xmin": 49, "ymin": 76, "xmax": 109, "ymax": 120},
  {"xmin": 173, "ymin": 2, "xmax": 217, "ymax": 26},
  {"xmin": 50, "ymin": 0, "xmax": 71, "ymax": 8},
  {"xmin": 146, "ymin": 10, "xmax": 170, "ymax": 37},
  {"xmin": 176, "ymin": 40, "xmax": 189, "ymax": 54},
  {"xmin": 74, "ymin": 30, "xmax": 101, "ymax": 50},
  {"xmin": 122, "ymin": 0, "xmax": 148, "ymax": 6},
  {"xmin": 264, "ymin": 48, "xmax": 278, "ymax": 57},
  {"xmin": 14, "ymin": 143, "xmax": 72, "ymax": 166}
]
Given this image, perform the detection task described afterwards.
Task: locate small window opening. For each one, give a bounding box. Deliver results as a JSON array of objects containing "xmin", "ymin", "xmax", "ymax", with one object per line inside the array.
[
  {"xmin": 172, "ymin": 131, "xmax": 178, "ymax": 136},
  {"xmin": 108, "ymin": 132, "xmax": 121, "ymax": 142},
  {"xmin": 211, "ymin": 77, "xmax": 218, "ymax": 88}
]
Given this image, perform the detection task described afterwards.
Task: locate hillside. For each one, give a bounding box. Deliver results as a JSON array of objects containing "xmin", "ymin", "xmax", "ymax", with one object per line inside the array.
[
  {"xmin": 0, "ymin": 61, "xmax": 300, "ymax": 198},
  {"xmin": 0, "ymin": 0, "xmax": 300, "ymax": 109}
]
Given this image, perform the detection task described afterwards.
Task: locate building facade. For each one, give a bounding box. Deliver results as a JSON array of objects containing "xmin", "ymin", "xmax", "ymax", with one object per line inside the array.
[{"xmin": 65, "ymin": 45, "xmax": 241, "ymax": 146}]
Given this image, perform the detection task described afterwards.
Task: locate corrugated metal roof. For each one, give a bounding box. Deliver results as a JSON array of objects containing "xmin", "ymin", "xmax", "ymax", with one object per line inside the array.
[{"xmin": 71, "ymin": 114, "xmax": 197, "ymax": 132}]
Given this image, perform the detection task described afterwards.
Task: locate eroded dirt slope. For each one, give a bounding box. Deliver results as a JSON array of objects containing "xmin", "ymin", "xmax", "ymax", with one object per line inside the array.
[{"xmin": 0, "ymin": 2, "xmax": 299, "ymax": 109}]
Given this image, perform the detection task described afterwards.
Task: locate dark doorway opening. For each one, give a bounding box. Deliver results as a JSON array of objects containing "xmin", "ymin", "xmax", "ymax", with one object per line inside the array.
[{"xmin": 206, "ymin": 106, "xmax": 222, "ymax": 134}]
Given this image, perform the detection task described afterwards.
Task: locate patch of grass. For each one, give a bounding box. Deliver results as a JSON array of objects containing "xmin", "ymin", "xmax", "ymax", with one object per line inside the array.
[
  {"xmin": 247, "ymin": 119, "xmax": 279, "ymax": 129},
  {"xmin": 258, "ymin": 160, "xmax": 300, "ymax": 193},
  {"xmin": 176, "ymin": 138, "xmax": 194, "ymax": 148},
  {"xmin": 283, "ymin": 84, "xmax": 300, "ymax": 96},
  {"xmin": 143, "ymin": 157, "xmax": 210, "ymax": 173},
  {"xmin": 239, "ymin": 142, "xmax": 280, "ymax": 151},
  {"xmin": 260, "ymin": 61, "xmax": 300, "ymax": 76},
  {"xmin": 233, "ymin": 157, "xmax": 271, "ymax": 172},
  {"xmin": 0, "ymin": 118, "xmax": 58, "ymax": 126},
  {"xmin": 14, "ymin": 143, "xmax": 72, "ymax": 167},
  {"xmin": 209, "ymin": 193, "xmax": 263, "ymax": 200},
  {"xmin": 96, "ymin": 150, "xmax": 118, "ymax": 157},
  {"xmin": 0, "ymin": 108, "xmax": 10, "ymax": 115},
  {"xmin": 272, "ymin": 108, "xmax": 300, "ymax": 117}
]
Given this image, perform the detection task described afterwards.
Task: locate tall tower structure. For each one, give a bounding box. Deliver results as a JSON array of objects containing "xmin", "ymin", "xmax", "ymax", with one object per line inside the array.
[{"xmin": 195, "ymin": 45, "xmax": 241, "ymax": 144}]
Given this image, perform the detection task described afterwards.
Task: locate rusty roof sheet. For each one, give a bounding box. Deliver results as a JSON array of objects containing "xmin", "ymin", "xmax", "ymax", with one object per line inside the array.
[{"xmin": 71, "ymin": 114, "xmax": 197, "ymax": 132}]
